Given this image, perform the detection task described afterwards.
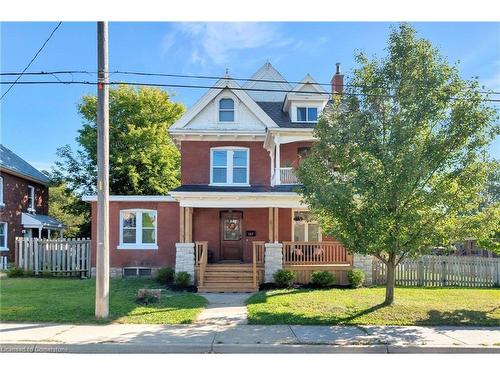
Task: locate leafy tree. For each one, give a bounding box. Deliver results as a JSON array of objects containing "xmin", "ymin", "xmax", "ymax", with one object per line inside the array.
[
  {"xmin": 49, "ymin": 183, "xmax": 89, "ymax": 237},
  {"xmin": 52, "ymin": 85, "xmax": 184, "ymax": 236},
  {"xmin": 297, "ymin": 24, "xmax": 498, "ymax": 304},
  {"xmin": 54, "ymin": 85, "xmax": 184, "ymax": 196}
]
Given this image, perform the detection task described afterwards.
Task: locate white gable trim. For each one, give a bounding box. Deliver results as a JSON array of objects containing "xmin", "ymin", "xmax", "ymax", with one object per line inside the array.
[{"xmin": 169, "ymin": 78, "xmax": 278, "ymax": 133}]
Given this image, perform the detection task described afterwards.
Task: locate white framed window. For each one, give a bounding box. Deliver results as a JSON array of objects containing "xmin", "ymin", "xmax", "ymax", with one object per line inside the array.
[
  {"xmin": 219, "ymin": 98, "xmax": 235, "ymax": 122},
  {"xmin": 118, "ymin": 209, "xmax": 158, "ymax": 250},
  {"xmin": 210, "ymin": 147, "xmax": 249, "ymax": 185},
  {"xmin": 0, "ymin": 222, "xmax": 7, "ymax": 251},
  {"xmin": 27, "ymin": 185, "xmax": 35, "ymax": 213},
  {"xmin": 0, "ymin": 176, "xmax": 4, "ymax": 206},
  {"xmin": 296, "ymin": 107, "xmax": 318, "ymax": 122},
  {"xmin": 292, "ymin": 210, "xmax": 322, "ymax": 242}
]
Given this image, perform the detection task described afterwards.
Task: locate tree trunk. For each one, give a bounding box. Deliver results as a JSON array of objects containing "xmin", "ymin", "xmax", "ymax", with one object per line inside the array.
[{"xmin": 385, "ymin": 256, "xmax": 396, "ymax": 305}]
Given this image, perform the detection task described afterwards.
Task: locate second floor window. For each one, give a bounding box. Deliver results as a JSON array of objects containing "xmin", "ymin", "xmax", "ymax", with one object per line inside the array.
[
  {"xmin": 297, "ymin": 107, "xmax": 318, "ymax": 122},
  {"xmin": 211, "ymin": 148, "xmax": 249, "ymax": 185},
  {"xmin": 27, "ymin": 185, "xmax": 35, "ymax": 212},
  {"xmin": 219, "ymin": 98, "xmax": 235, "ymax": 122}
]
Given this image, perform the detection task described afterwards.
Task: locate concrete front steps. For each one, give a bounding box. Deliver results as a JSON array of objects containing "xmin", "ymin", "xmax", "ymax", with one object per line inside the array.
[{"xmin": 197, "ymin": 264, "xmax": 258, "ymax": 293}]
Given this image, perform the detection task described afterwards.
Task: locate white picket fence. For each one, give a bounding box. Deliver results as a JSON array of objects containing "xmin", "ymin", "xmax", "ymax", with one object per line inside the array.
[
  {"xmin": 373, "ymin": 255, "xmax": 500, "ymax": 287},
  {"xmin": 15, "ymin": 237, "xmax": 91, "ymax": 276},
  {"xmin": 0, "ymin": 255, "xmax": 8, "ymax": 270}
]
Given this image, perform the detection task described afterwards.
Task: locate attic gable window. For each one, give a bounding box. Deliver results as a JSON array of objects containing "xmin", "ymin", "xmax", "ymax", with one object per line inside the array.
[
  {"xmin": 219, "ymin": 98, "xmax": 235, "ymax": 122},
  {"xmin": 297, "ymin": 107, "xmax": 318, "ymax": 122}
]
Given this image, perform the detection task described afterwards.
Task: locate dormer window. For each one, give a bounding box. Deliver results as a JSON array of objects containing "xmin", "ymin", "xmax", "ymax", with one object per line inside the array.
[
  {"xmin": 297, "ymin": 107, "xmax": 318, "ymax": 122},
  {"xmin": 219, "ymin": 98, "xmax": 235, "ymax": 122}
]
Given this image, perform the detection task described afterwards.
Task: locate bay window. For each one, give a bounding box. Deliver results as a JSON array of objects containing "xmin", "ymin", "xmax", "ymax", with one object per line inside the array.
[
  {"xmin": 119, "ymin": 209, "xmax": 157, "ymax": 249},
  {"xmin": 211, "ymin": 148, "xmax": 249, "ymax": 185}
]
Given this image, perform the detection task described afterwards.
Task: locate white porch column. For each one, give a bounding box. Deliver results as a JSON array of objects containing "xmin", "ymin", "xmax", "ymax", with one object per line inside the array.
[
  {"xmin": 175, "ymin": 242, "xmax": 195, "ymax": 284},
  {"xmin": 352, "ymin": 254, "xmax": 373, "ymax": 285},
  {"xmin": 275, "ymin": 140, "xmax": 281, "ymax": 185},
  {"xmin": 264, "ymin": 242, "xmax": 283, "ymax": 282}
]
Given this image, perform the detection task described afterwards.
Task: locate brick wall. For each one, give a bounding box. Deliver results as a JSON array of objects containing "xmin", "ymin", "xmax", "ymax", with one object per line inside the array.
[
  {"xmin": 180, "ymin": 141, "xmax": 271, "ymax": 185},
  {"xmin": 0, "ymin": 171, "xmax": 48, "ymax": 261},
  {"xmin": 90, "ymin": 200, "xmax": 180, "ymax": 269}
]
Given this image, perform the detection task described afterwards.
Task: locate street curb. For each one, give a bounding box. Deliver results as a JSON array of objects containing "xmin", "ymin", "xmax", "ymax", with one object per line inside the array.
[{"xmin": 2, "ymin": 343, "xmax": 500, "ymax": 354}]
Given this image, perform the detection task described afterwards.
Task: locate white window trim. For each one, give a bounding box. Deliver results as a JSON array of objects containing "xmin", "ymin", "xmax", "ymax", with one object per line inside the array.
[
  {"xmin": 291, "ymin": 209, "xmax": 322, "ymax": 242},
  {"xmin": 210, "ymin": 147, "xmax": 250, "ymax": 186},
  {"xmin": 218, "ymin": 97, "xmax": 235, "ymax": 123},
  {"xmin": 295, "ymin": 106, "xmax": 319, "ymax": 123},
  {"xmin": 118, "ymin": 209, "xmax": 158, "ymax": 250},
  {"xmin": 27, "ymin": 185, "xmax": 35, "ymax": 213},
  {"xmin": 0, "ymin": 176, "xmax": 4, "ymax": 207},
  {"xmin": 0, "ymin": 222, "xmax": 8, "ymax": 251}
]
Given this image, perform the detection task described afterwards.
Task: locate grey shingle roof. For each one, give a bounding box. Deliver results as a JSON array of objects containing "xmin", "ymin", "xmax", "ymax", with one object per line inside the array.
[
  {"xmin": 172, "ymin": 184, "xmax": 301, "ymax": 193},
  {"xmin": 256, "ymin": 102, "xmax": 317, "ymax": 129},
  {"xmin": 0, "ymin": 144, "xmax": 49, "ymax": 185}
]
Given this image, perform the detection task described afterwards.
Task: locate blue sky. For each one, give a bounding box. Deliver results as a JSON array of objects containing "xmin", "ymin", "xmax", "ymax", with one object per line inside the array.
[{"xmin": 1, "ymin": 22, "xmax": 499, "ymax": 171}]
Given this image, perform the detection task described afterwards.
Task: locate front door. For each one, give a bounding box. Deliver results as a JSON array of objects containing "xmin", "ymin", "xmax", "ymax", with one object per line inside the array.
[{"xmin": 220, "ymin": 211, "xmax": 243, "ymax": 261}]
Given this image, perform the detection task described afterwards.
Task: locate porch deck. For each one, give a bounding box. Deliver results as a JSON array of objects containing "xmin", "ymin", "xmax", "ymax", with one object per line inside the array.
[{"xmin": 194, "ymin": 241, "xmax": 353, "ymax": 292}]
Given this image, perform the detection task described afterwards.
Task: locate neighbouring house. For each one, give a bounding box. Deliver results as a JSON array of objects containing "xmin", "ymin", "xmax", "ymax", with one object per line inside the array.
[
  {"xmin": 84, "ymin": 62, "xmax": 373, "ymax": 290},
  {"xmin": 0, "ymin": 144, "xmax": 65, "ymax": 263}
]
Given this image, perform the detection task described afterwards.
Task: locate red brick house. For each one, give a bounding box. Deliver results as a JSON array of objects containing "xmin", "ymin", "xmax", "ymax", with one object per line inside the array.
[
  {"xmin": 0, "ymin": 145, "xmax": 65, "ymax": 264},
  {"xmin": 84, "ymin": 63, "xmax": 372, "ymax": 290}
]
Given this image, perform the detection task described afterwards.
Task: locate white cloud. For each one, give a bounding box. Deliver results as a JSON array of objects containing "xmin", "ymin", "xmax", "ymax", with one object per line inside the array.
[{"xmin": 162, "ymin": 23, "xmax": 294, "ymax": 66}]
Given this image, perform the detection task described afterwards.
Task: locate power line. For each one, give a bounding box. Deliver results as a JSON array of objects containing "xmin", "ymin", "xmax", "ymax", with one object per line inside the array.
[
  {"xmin": 1, "ymin": 69, "xmax": 499, "ymax": 96},
  {"xmin": 2, "ymin": 79, "xmax": 500, "ymax": 103},
  {"xmin": 0, "ymin": 22, "xmax": 62, "ymax": 101}
]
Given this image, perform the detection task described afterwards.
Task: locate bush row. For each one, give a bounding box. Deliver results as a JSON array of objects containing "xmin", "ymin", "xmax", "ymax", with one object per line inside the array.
[{"xmin": 272, "ymin": 268, "xmax": 365, "ymax": 289}]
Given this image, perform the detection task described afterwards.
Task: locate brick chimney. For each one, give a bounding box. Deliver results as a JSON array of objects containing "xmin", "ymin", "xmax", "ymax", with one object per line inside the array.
[{"xmin": 331, "ymin": 62, "xmax": 344, "ymax": 95}]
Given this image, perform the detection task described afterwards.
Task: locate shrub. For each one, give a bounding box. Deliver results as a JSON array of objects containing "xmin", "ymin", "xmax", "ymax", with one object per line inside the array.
[
  {"xmin": 136, "ymin": 289, "xmax": 160, "ymax": 305},
  {"xmin": 174, "ymin": 271, "xmax": 191, "ymax": 288},
  {"xmin": 7, "ymin": 267, "xmax": 24, "ymax": 278},
  {"xmin": 348, "ymin": 268, "xmax": 365, "ymax": 288},
  {"xmin": 156, "ymin": 267, "xmax": 175, "ymax": 284},
  {"xmin": 310, "ymin": 271, "xmax": 335, "ymax": 287},
  {"xmin": 273, "ymin": 269, "xmax": 295, "ymax": 288}
]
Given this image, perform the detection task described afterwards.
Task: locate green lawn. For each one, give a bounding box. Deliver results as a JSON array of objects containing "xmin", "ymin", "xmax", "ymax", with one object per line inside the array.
[
  {"xmin": 0, "ymin": 278, "xmax": 206, "ymax": 324},
  {"xmin": 246, "ymin": 287, "xmax": 500, "ymax": 326}
]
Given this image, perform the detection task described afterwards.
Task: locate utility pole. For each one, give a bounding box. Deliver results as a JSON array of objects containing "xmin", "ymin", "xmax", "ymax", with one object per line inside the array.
[{"xmin": 95, "ymin": 21, "xmax": 110, "ymax": 318}]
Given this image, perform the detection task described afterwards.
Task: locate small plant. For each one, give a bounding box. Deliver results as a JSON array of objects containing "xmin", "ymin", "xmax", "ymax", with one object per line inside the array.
[
  {"xmin": 348, "ymin": 268, "xmax": 365, "ymax": 288},
  {"xmin": 310, "ymin": 271, "xmax": 335, "ymax": 287},
  {"xmin": 174, "ymin": 271, "xmax": 191, "ymax": 288},
  {"xmin": 7, "ymin": 267, "xmax": 25, "ymax": 278},
  {"xmin": 273, "ymin": 269, "xmax": 295, "ymax": 288},
  {"xmin": 136, "ymin": 289, "xmax": 160, "ymax": 305},
  {"xmin": 156, "ymin": 267, "xmax": 175, "ymax": 284}
]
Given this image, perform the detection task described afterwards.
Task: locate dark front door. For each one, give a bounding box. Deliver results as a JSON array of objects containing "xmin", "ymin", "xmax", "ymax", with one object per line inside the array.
[{"xmin": 220, "ymin": 211, "xmax": 243, "ymax": 261}]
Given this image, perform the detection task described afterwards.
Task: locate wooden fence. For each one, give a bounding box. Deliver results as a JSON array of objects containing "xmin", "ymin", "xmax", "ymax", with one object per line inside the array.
[
  {"xmin": 15, "ymin": 237, "xmax": 91, "ymax": 276},
  {"xmin": 373, "ymin": 255, "xmax": 500, "ymax": 287}
]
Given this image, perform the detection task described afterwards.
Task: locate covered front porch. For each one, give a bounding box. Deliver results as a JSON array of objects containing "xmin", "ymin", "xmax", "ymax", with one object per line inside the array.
[{"xmin": 171, "ymin": 192, "xmax": 353, "ymax": 292}]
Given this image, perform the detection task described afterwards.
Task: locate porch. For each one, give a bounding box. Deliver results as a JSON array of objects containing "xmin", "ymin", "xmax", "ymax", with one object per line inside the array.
[
  {"xmin": 193, "ymin": 240, "xmax": 353, "ymax": 292},
  {"xmin": 172, "ymin": 196, "xmax": 354, "ymax": 292}
]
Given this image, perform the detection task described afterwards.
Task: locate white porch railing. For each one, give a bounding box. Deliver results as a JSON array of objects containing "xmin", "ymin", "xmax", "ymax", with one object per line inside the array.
[{"xmin": 279, "ymin": 167, "xmax": 299, "ymax": 184}]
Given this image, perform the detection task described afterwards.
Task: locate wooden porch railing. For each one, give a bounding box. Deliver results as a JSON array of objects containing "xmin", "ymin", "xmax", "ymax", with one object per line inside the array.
[
  {"xmin": 195, "ymin": 241, "xmax": 208, "ymax": 286},
  {"xmin": 252, "ymin": 241, "xmax": 265, "ymax": 288},
  {"xmin": 283, "ymin": 241, "xmax": 351, "ymax": 265}
]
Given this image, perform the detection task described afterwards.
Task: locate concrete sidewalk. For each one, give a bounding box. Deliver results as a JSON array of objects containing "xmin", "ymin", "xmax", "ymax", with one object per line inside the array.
[{"xmin": 1, "ymin": 323, "xmax": 499, "ymax": 353}]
